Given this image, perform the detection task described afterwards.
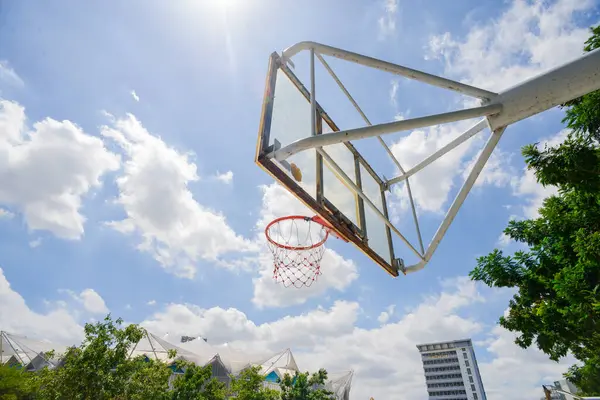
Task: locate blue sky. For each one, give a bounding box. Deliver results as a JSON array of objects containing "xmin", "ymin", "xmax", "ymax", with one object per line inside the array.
[{"xmin": 0, "ymin": 0, "xmax": 598, "ymax": 399}]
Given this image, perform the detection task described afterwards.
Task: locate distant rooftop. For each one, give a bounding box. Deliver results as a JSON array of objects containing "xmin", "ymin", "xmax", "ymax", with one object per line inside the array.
[{"xmin": 416, "ymin": 338, "xmax": 473, "ymax": 351}]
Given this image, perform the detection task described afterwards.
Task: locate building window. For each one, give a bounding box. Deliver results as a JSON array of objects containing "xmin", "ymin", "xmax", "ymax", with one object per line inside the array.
[
  {"xmin": 469, "ymin": 376, "xmax": 474, "ymax": 383},
  {"xmin": 471, "ymin": 384, "xmax": 476, "ymax": 391},
  {"xmin": 463, "ymin": 352, "xmax": 467, "ymax": 359},
  {"xmin": 473, "ymin": 394, "xmax": 478, "ymax": 400},
  {"xmin": 465, "ymin": 360, "xmax": 470, "ymax": 366},
  {"xmin": 467, "ymin": 368, "xmax": 471, "ymax": 374}
]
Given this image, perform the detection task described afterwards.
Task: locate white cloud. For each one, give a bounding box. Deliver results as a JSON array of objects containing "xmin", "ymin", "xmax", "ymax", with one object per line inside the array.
[
  {"xmin": 130, "ymin": 90, "xmax": 140, "ymax": 102},
  {"xmin": 510, "ymin": 129, "xmax": 568, "ymax": 218},
  {"xmin": 393, "ymin": 111, "xmax": 407, "ymax": 121},
  {"xmin": 389, "ymin": 80, "xmax": 411, "ymax": 121},
  {"xmin": 389, "ymin": 119, "xmax": 481, "ymax": 214},
  {"xmin": 29, "ymin": 238, "xmax": 42, "ymax": 248},
  {"xmin": 378, "ymin": 0, "xmax": 398, "ymax": 40},
  {"xmin": 60, "ymin": 288, "xmax": 109, "ymax": 315},
  {"xmin": 0, "ymin": 208, "xmax": 14, "ymax": 219},
  {"xmin": 147, "ymin": 300, "xmax": 157, "ymax": 306},
  {"xmin": 214, "ymin": 170, "xmax": 233, "ymax": 184},
  {"xmin": 388, "ymin": 0, "xmax": 593, "ymax": 216},
  {"xmin": 101, "ymin": 114, "xmax": 255, "ymax": 278},
  {"xmin": 0, "ymin": 60, "xmax": 24, "ymax": 87},
  {"xmin": 0, "ymin": 100, "xmax": 120, "ymax": 239},
  {"xmin": 497, "ymin": 232, "xmax": 511, "ymax": 248},
  {"xmin": 0, "ymin": 267, "xmax": 83, "ymax": 345},
  {"xmin": 377, "ymin": 304, "xmax": 396, "ymax": 324},
  {"xmin": 463, "ymin": 147, "xmax": 515, "ymax": 189},
  {"xmin": 427, "ymin": 0, "xmax": 593, "ymax": 92},
  {"xmin": 389, "ymin": 79, "xmax": 399, "ymax": 108},
  {"xmin": 480, "ymin": 324, "xmax": 575, "ymax": 399},
  {"xmin": 142, "ymin": 300, "xmax": 359, "ymax": 353},
  {"xmin": 511, "ymin": 166, "xmax": 557, "ymax": 219},
  {"xmin": 251, "ymin": 184, "xmax": 358, "ymax": 308},
  {"xmin": 78, "ymin": 289, "xmax": 109, "ymax": 314}
]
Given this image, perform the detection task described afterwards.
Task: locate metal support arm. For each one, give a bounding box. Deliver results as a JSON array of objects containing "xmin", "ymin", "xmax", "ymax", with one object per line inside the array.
[
  {"xmin": 486, "ymin": 47, "xmax": 600, "ymax": 130},
  {"xmin": 282, "ymin": 41, "xmax": 497, "ymax": 99},
  {"xmin": 271, "ymin": 104, "xmax": 502, "ymax": 162}
]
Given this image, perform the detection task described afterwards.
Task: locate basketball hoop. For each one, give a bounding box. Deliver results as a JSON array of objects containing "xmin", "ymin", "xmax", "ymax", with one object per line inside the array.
[{"xmin": 265, "ymin": 215, "xmax": 345, "ymax": 288}]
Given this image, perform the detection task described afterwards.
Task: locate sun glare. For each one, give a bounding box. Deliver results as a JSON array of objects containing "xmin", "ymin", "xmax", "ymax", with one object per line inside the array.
[{"xmin": 217, "ymin": 0, "xmax": 237, "ymax": 8}]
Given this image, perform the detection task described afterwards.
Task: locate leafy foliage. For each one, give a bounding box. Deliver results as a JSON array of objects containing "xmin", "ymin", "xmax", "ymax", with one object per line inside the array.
[
  {"xmin": 33, "ymin": 315, "xmax": 148, "ymax": 400},
  {"xmin": 1, "ymin": 316, "xmax": 335, "ymax": 399},
  {"xmin": 170, "ymin": 361, "xmax": 226, "ymax": 400},
  {"xmin": 27, "ymin": 316, "xmax": 228, "ymax": 400},
  {"xmin": 523, "ymin": 25, "xmax": 600, "ymax": 194},
  {"xmin": 470, "ymin": 25, "xmax": 600, "ymax": 396},
  {"xmin": 279, "ymin": 369, "xmax": 335, "ymax": 400},
  {"xmin": 0, "ymin": 364, "xmax": 36, "ymax": 400},
  {"xmin": 229, "ymin": 366, "xmax": 280, "ymax": 400}
]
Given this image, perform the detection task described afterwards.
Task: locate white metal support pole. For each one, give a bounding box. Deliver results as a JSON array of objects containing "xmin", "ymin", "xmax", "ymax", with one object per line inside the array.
[
  {"xmin": 282, "ymin": 41, "xmax": 497, "ymax": 99},
  {"xmin": 385, "ymin": 119, "xmax": 488, "ymax": 187},
  {"xmin": 310, "ymin": 47, "xmax": 316, "ymax": 138},
  {"xmin": 486, "ymin": 47, "xmax": 600, "ymax": 130},
  {"xmin": 272, "ymin": 104, "xmax": 502, "ymax": 162},
  {"xmin": 145, "ymin": 330, "xmax": 159, "ymax": 360},
  {"xmin": 404, "ymin": 125, "xmax": 507, "ymax": 273},
  {"xmin": 5, "ymin": 334, "xmax": 24, "ymax": 365}
]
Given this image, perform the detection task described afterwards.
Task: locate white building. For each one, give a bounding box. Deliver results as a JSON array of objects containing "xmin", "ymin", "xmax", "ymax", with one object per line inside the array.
[{"xmin": 416, "ymin": 339, "xmax": 487, "ymax": 400}]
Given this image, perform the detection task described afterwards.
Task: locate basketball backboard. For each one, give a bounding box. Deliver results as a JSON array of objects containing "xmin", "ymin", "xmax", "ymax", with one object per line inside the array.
[
  {"xmin": 256, "ymin": 41, "xmax": 600, "ymax": 277},
  {"xmin": 255, "ymin": 51, "xmax": 401, "ymax": 277}
]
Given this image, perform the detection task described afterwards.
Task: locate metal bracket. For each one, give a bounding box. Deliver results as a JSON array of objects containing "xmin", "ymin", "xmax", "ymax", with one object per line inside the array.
[
  {"xmin": 393, "ymin": 258, "xmax": 406, "ymax": 275},
  {"xmin": 266, "ymin": 139, "xmax": 292, "ymax": 171},
  {"xmin": 280, "ymin": 53, "xmax": 296, "ymax": 69}
]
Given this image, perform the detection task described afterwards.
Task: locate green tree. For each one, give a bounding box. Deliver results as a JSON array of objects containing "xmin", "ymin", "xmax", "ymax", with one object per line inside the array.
[
  {"xmin": 120, "ymin": 356, "xmax": 173, "ymax": 400},
  {"xmin": 32, "ymin": 315, "xmax": 175, "ymax": 400},
  {"xmin": 279, "ymin": 369, "xmax": 334, "ymax": 400},
  {"xmin": 34, "ymin": 315, "xmax": 148, "ymax": 399},
  {"xmin": 470, "ymin": 25, "xmax": 600, "ymax": 396},
  {"xmin": 169, "ymin": 361, "xmax": 227, "ymax": 400},
  {"xmin": 0, "ymin": 363, "xmax": 35, "ymax": 400},
  {"xmin": 228, "ymin": 366, "xmax": 280, "ymax": 400}
]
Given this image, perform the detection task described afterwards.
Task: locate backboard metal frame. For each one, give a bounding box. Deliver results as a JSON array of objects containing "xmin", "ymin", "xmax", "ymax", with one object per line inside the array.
[
  {"xmin": 256, "ymin": 52, "xmax": 400, "ymax": 277},
  {"xmin": 257, "ymin": 41, "xmax": 600, "ymax": 277}
]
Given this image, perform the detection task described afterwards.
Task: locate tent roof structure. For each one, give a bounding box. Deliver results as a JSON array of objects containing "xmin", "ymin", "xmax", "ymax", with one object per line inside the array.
[
  {"xmin": 0, "ymin": 331, "xmax": 66, "ymax": 369},
  {"xmin": 325, "ymin": 370, "xmax": 354, "ymax": 399},
  {"xmin": 253, "ymin": 348, "xmax": 299, "ymax": 377}
]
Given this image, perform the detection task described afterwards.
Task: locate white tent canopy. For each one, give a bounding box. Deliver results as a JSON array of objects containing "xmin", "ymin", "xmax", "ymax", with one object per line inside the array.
[{"xmin": 0, "ymin": 331, "xmax": 66, "ymax": 370}]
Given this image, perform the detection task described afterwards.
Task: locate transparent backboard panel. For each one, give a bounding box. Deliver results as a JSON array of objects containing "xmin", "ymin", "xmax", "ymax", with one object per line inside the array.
[
  {"xmin": 359, "ymin": 164, "xmax": 393, "ymax": 264},
  {"xmin": 322, "ymin": 141, "xmax": 359, "ymax": 226},
  {"xmin": 256, "ymin": 53, "xmax": 399, "ymax": 277},
  {"xmin": 268, "ymin": 68, "xmax": 317, "ymax": 198}
]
